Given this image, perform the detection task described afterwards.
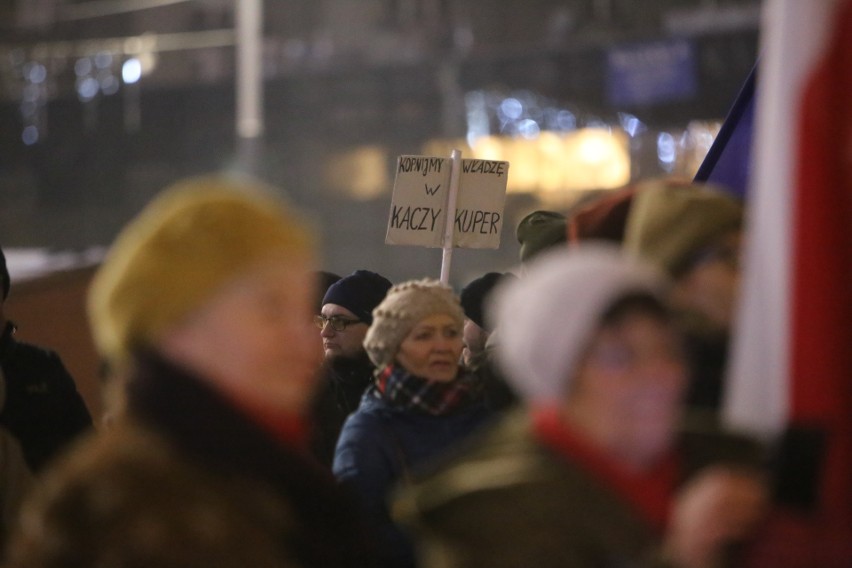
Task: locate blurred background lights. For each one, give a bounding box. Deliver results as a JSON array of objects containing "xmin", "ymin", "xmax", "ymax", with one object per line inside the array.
[
  {"xmin": 77, "ymin": 77, "xmax": 99, "ymax": 101},
  {"xmin": 619, "ymin": 113, "xmax": 645, "ymax": 137},
  {"xmin": 26, "ymin": 62, "xmax": 47, "ymax": 84},
  {"xmin": 578, "ymin": 129, "xmax": 614, "ymax": 164},
  {"xmin": 100, "ymin": 74, "xmax": 120, "ymax": 95},
  {"xmin": 464, "ymin": 127, "xmax": 629, "ymax": 195},
  {"xmin": 555, "ymin": 110, "xmax": 576, "ymax": 131},
  {"xmin": 518, "ymin": 118, "xmax": 540, "ymax": 139},
  {"xmin": 469, "ymin": 135, "xmax": 505, "ymax": 162},
  {"xmin": 657, "ymin": 132, "xmax": 677, "ymax": 171},
  {"xmin": 499, "ymin": 97, "xmax": 523, "ymax": 120},
  {"xmin": 324, "ymin": 146, "xmax": 389, "ymax": 200},
  {"xmin": 22, "ymin": 125, "xmax": 39, "ymax": 145},
  {"xmin": 94, "ymin": 52, "xmax": 113, "ymax": 69},
  {"xmin": 122, "ymin": 58, "xmax": 142, "ymax": 83},
  {"xmin": 74, "ymin": 58, "xmax": 92, "ymax": 77},
  {"xmin": 321, "ymin": 83, "xmax": 722, "ymax": 204},
  {"xmin": 22, "ymin": 84, "xmax": 40, "ymax": 103}
]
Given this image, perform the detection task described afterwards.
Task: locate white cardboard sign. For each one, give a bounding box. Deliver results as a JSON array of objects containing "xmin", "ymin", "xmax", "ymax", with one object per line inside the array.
[{"xmin": 385, "ymin": 155, "xmax": 509, "ymax": 249}]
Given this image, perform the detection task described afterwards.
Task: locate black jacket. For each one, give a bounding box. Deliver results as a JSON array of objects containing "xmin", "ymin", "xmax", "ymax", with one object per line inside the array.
[
  {"xmin": 309, "ymin": 352, "xmax": 375, "ymax": 468},
  {"xmin": 126, "ymin": 351, "xmax": 377, "ymax": 568},
  {"xmin": 0, "ymin": 322, "xmax": 92, "ymax": 471}
]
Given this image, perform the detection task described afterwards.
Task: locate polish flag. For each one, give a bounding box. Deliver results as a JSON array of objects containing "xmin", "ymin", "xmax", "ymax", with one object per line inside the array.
[{"xmin": 723, "ymin": 0, "xmax": 852, "ymax": 563}]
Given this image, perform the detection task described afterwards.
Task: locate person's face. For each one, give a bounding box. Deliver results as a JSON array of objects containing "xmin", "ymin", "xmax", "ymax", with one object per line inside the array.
[
  {"xmin": 396, "ymin": 314, "xmax": 464, "ymax": 383},
  {"xmin": 565, "ymin": 312, "xmax": 686, "ymax": 471},
  {"xmin": 159, "ymin": 257, "xmax": 321, "ymax": 416},
  {"xmin": 462, "ymin": 319, "xmax": 488, "ymax": 367},
  {"xmin": 675, "ymin": 232, "xmax": 742, "ymax": 330},
  {"xmin": 319, "ymin": 304, "xmax": 369, "ymax": 360}
]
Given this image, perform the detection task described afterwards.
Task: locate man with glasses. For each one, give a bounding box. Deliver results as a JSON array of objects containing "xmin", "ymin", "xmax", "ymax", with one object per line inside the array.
[{"xmin": 310, "ymin": 270, "xmax": 392, "ymax": 467}]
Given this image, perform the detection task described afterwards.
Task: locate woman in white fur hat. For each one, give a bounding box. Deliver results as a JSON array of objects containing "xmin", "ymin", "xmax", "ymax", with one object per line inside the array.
[
  {"xmin": 394, "ymin": 245, "xmax": 768, "ymax": 568},
  {"xmin": 333, "ymin": 278, "xmax": 494, "ymax": 568}
]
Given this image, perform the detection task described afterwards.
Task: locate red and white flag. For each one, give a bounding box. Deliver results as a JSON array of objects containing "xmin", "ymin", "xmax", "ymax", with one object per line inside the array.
[{"xmin": 724, "ymin": 0, "xmax": 852, "ymax": 561}]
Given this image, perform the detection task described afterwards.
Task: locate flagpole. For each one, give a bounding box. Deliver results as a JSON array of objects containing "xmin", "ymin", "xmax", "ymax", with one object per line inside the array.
[
  {"xmin": 440, "ymin": 149, "xmax": 462, "ymax": 284},
  {"xmin": 235, "ymin": 0, "xmax": 263, "ymax": 174}
]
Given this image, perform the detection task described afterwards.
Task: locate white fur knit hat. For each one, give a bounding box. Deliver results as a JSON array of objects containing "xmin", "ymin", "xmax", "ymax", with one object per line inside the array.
[
  {"xmin": 488, "ymin": 244, "xmax": 667, "ymax": 404},
  {"xmin": 363, "ymin": 278, "xmax": 464, "ymax": 369}
]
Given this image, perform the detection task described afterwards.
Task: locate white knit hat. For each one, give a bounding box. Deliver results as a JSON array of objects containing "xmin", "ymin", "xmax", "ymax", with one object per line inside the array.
[{"xmin": 488, "ymin": 244, "xmax": 667, "ymax": 404}]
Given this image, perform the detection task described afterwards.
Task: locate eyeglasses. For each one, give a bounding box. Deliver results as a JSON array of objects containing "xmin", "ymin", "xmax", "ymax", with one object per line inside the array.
[{"xmin": 313, "ymin": 314, "xmax": 362, "ymax": 332}]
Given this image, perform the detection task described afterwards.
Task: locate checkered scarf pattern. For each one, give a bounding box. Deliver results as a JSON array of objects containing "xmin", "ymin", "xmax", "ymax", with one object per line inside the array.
[{"xmin": 373, "ymin": 364, "xmax": 480, "ymax": 416}]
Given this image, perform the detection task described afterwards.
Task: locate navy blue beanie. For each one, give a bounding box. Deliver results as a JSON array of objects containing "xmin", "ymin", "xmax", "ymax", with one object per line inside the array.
[
  {"xmin": 460, "ymin": 272, "xmax": 517, "ymax": 332},
  {"xmin": 321, "ymin": 270, "xmax": 392, "ymax": 325},
  {"xmin": 0, "ymin": 247, "xmax": 8, "ymax": 300},
  {"xmin": 315, "ymin": 270, "xmax": 342, "ymax": 312}
]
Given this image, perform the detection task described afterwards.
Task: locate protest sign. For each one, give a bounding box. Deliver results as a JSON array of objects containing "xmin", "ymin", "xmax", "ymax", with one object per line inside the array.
[
  {"xmin": 454, "ymin": 158, "xmax": 509, "ymax": 249},
  {"xmin": 385, "ymin": 156, "xmax": 449, "ymax": 248},
  {"xmin": 385, "ymin": 154, "xmax": 509, "ymax": 250}
]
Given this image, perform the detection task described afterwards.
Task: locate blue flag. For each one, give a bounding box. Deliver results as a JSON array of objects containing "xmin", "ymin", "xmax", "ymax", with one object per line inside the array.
[{"xmin": 694, "ymin": 66, "xmax": 757, "ymax": 198}]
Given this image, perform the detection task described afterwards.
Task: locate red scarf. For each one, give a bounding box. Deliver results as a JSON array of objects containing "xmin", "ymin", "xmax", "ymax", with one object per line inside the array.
[
  {"xmin": 532, "ymin": 406, "xmax": 679, "ymax": 535},
  {"xmin": 251, "ymin": 410, "xmax": 309, "ymax": 451},
  {"xmin": 228, "ymin": 395, "xmax": 309, "ymax": 452}
]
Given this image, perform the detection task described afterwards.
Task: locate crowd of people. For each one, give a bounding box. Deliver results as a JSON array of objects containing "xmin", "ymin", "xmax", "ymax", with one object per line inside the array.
[{"xmin": 0, "ymin": 173, "xmax": 848, "ymax": 567}]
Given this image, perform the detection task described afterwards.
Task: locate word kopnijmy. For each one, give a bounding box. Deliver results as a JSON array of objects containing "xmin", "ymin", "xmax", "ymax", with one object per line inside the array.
[{"xmin": 398, "ymin": 156, "xmax": 445, "ymax": 177}]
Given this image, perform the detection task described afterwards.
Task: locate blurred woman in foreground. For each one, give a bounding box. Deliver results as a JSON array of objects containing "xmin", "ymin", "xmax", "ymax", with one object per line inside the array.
[{"xmin": 397, "ymin": 246, "xmax": 768, "ymax": 568}]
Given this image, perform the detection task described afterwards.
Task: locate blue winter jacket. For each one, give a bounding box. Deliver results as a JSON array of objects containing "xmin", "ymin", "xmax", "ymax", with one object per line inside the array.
[{"xmin": 333, "ymin": 387, "xmax": 493, "ymax": 567}]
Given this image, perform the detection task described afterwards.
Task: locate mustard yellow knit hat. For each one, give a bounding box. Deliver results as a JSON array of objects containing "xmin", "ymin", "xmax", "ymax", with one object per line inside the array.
[
  {"xmin": 363, "ymin": 278, "xmax": 464, "ymax": 369},
  {"xmin": 623, "ymin": 179, "xmax": 743, "ymax": 276},
  {"xmin": 88, "ymin": 174, "xmax": 316, "ymax": 368}
]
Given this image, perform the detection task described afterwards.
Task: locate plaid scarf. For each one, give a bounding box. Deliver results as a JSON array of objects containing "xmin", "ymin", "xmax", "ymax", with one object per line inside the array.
[{"xmin": 373, "ymin": 364, "xmax": 480, "ymax": 416}]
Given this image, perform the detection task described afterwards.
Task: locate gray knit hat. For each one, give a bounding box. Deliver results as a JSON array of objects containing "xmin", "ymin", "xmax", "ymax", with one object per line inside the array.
[{"xmin": 363, "ymin": 278, "xmax": 465, "ymax": 369}]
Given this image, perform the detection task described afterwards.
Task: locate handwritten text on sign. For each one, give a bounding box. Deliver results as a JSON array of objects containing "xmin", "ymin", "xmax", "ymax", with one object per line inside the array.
[{"xmin": 385, "ymin": 155, "xmax": 509, "ymax": 249}]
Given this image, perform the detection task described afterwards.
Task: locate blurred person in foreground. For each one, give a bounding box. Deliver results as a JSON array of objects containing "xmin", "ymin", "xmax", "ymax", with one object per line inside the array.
[
  {"xmin": 395, "ymin": 246, "xmax": 767, "ymax": 568},
  {"xmin": 0, "ymin": 247, "xmax": 93, "ymax": 472},
  {"xmin": 623, "ymin": 180, "xmax": 744, "ymax": 414},
  {"xmin": 333, "ymin": 279, "xmax": 493, "ymax": 568},
  {"xmin": 5, "ymin": 423, "xmax": 301, "ymax": 568},
  {"xmin": 79, "ymin": 175, "xmax": 374, "ymax": 567},
  {"xmin": 310, "ymin": 269, "xmax": 392, "ymax": 467}
]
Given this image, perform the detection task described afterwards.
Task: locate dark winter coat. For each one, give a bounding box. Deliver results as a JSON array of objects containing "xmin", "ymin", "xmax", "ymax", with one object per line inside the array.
[
  {"xmin": 333, "ymin": 387, "xmax": 493, "ymax": 567},
  {"xmin": 0, "ymin": 322, "xmax": 92, "ymax": 471},
  {"xmin": 395, "ymin": 408, "xmax": 763, "ymax": 568},
  {"xmin": 310, "ymin": 352, "xmax": 375, "ymax": 468},
  {"xmin": 678, "ymin": 313, "xmax": 730, "ymax": 413},
  {"xmin": 126, "ymin": 351, "xmax": 377, "ymax": 568}
]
